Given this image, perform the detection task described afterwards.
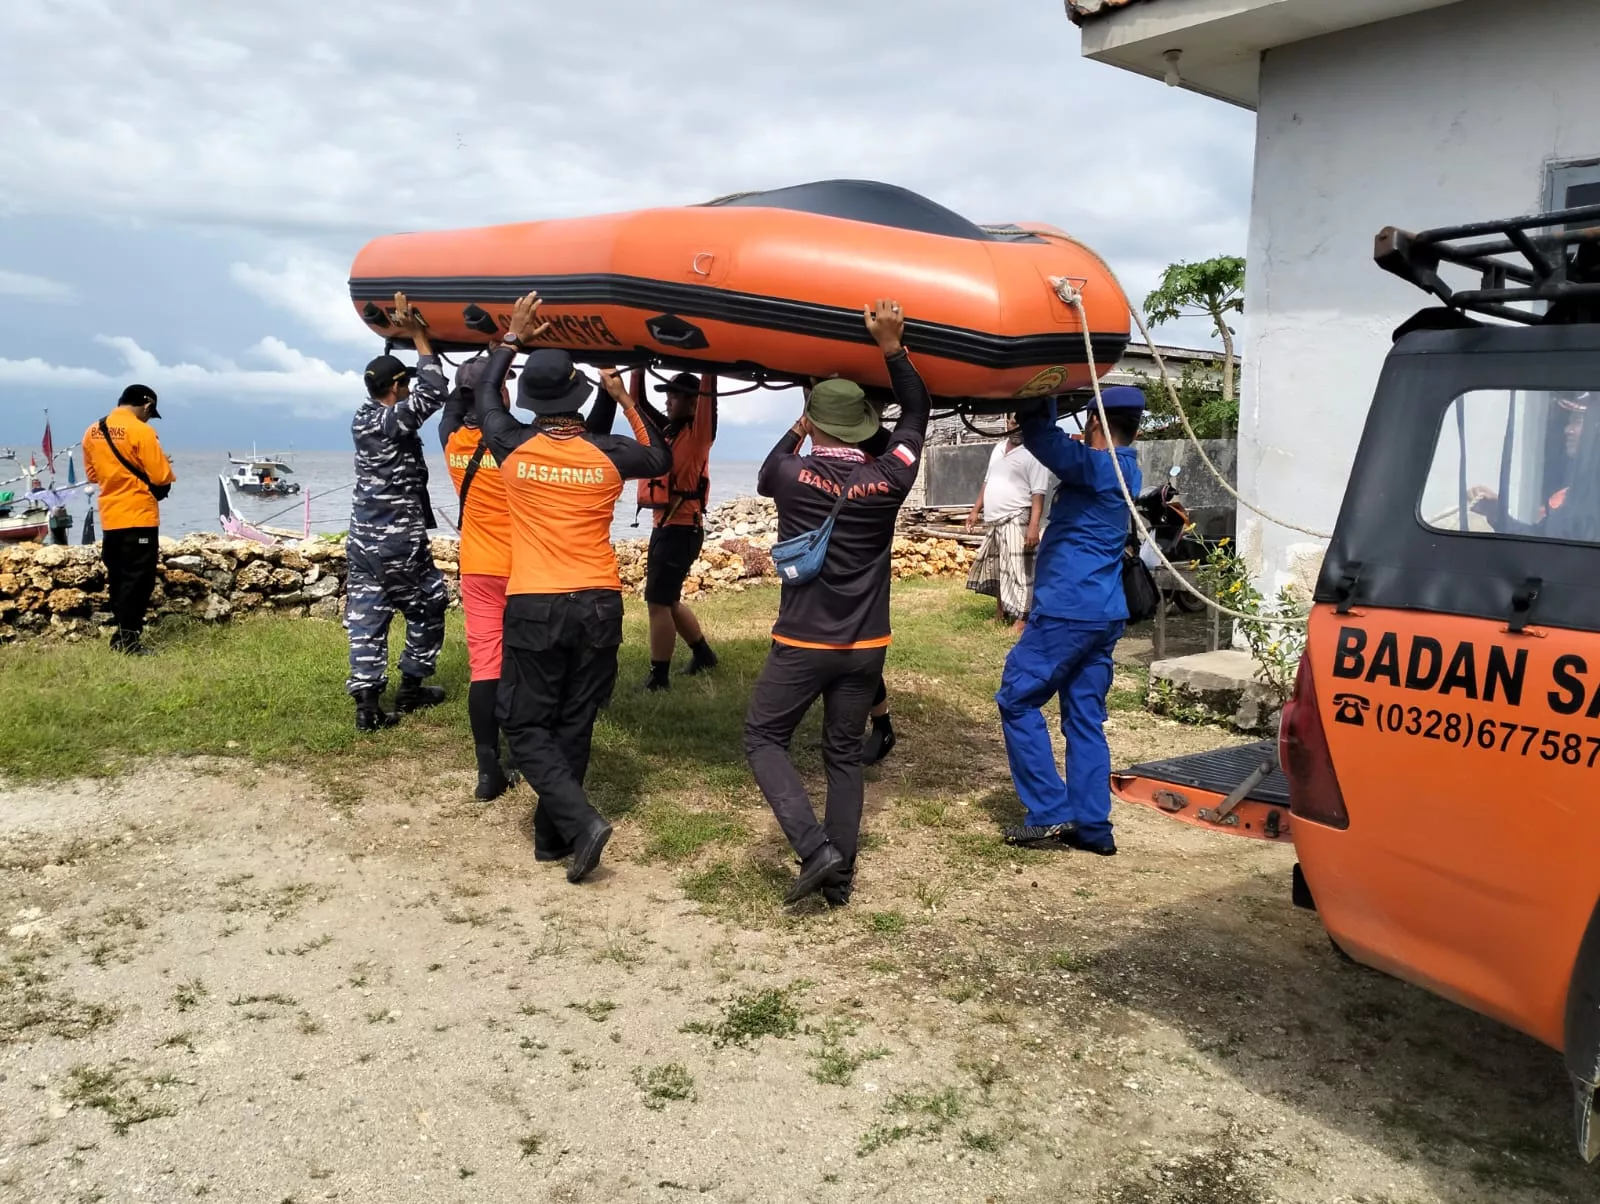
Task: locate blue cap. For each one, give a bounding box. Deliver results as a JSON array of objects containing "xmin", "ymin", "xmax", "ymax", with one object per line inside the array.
[{"xmin": 1095, "ymin": 386, "xmax": 1146, "ymax": 412}]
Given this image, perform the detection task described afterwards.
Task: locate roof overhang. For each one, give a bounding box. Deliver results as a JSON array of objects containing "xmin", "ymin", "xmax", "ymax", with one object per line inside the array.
[{"xmin": 1069, "ymin": 0, "xmax": 1465, "ymax": 109}]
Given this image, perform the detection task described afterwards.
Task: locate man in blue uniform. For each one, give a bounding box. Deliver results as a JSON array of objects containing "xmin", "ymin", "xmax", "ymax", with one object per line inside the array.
[
  {"xmin": 994, "ymin": 386, "xmax": 1144, "ymax": 855},
  {"xmin": 344, "ymin": 295, "xmax": 451, "ymax": 731}
]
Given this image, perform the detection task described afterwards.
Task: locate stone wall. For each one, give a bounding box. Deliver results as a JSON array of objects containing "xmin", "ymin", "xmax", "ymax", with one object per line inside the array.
[{"xmin": 0, "ymin": 498, "xmax": 977, "ymax": 644}]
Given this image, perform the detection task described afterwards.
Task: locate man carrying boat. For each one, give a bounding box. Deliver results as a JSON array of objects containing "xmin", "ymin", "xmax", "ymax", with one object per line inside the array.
[
  {"xmin": 82, "ymin": 384, "xmax": 175, "ymax": 655},
  {"xmin": 637, "ymin": 372, "xmax": 719, "ymax": 690},
  {"xmin": 995, "ymin": 387, "xmax": 1145, "ymax": 855},
  {"xmin": 345, "ymin": 294, "xmax": 450, "ymax": 731},
  {"xmin": 441, "ymin": 356, "xmax": 527, "ymax": 800},
  {"xmin": 744, "ymin": 300, "xmax": 931, "ymax": 907},
  {"xmin": 473, "ymin": 292, "xmax": 669, "ymax": 883}
]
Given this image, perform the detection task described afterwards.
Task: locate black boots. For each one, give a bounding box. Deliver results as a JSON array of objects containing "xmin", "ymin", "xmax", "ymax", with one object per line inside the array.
[
  {"xmin": 110, "ymin": 629, "xmax": 151, "ymax": 656},
  {"xmin": 645, "ymin": 661, "xmax": 671, "ymax": 692},
  {"xmin": 354, "ymin": 688, "xmax": 399, "ymax": 732},
  {"xmin": 468, "ymin": 680, "xmax": 510, "ymax": 801},
  {"xmin": 684, "ymin": 640, "xmax": 718, "ymax": 676},
  {"xmin": 395, "ymin": 674, "xmax": 445, "ymax": 713}
]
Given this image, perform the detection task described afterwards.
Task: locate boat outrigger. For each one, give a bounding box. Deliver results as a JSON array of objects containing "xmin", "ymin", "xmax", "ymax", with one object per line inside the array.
[{"xmin": 218, "ymin": 476, "xmax": 310, "ymax": 545}]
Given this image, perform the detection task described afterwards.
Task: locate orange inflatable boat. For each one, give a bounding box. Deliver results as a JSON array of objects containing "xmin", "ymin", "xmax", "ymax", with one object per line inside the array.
[{"xmin": 347, "ymin": 180, "xmax": 1129, "ymax": 405}]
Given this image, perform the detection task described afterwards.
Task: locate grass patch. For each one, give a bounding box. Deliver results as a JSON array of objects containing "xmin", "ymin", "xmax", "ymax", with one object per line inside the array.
[
  {"xmin": 566, "ymin": 999, "xmax": 619, "ymax": 1023},
  {"xmin": 63, "ymin": 1062, "xmax": 180, "ymax": 1135},
  {"xmin": 806, "ymin": 1020, "xmax": 890, "ymax": 1087},
  {"xmin": 680, "ymin": 856, "xmax": 791, "ymax": 921},
  {"xmin": 1, "ymin": 952, "xmax": 118, "ymax": 1043},
  {"xmin": 683, "ymin": 984, "xmax": 806, "ymax": 1048},
  {"xmin": 866, "ymin": 910, "xmax": 907, "ymax": 936},
  {"xmin": 857, "ymin": 1084, "xmax": 967, "ymax": 1157},
  {"xmin": 171, "ymin": 978, "xmax": 208, "ymax": 1013},
  {"xmin": 632, "ymin": 1063, "xmax": 697, "ymax": 1110},
  {"xmin": 639, "ymin": 803, "xmax": 749, "ymax": 862}
]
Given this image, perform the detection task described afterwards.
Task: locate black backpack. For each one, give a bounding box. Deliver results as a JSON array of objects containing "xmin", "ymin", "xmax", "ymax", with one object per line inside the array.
[{"xmin": 1121, "ymin": 535, "xmax": 1161, "ymax": 623}]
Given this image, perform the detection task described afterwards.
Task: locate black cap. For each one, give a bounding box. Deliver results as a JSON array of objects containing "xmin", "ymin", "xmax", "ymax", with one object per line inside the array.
[
  {"xmin": 653, "ymin": 371, "xmax": 701, "ymax": 396},
  {"xmin": 517, "ymin": 349, "xmax": 594, "ymax": 415},
  {"xmin": 364, "ymin": 354, "xmax": 415, "ymax": 397},
  {"xmin": 118, "ymin": 383, "xmax": 160, "ymax": 419}
]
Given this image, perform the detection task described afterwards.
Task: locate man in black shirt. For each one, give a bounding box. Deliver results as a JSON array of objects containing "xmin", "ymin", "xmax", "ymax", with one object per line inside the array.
[{"xmin": 744, "ymin": 300, "xmax": 931, "ymax": 906}]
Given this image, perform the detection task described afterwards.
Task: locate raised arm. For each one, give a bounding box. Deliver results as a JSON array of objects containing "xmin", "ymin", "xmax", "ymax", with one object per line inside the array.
[
  {"xmin": 380, "ymin": 292, "xmax": 448, "ymax": 437},
  {"xmin": 1019, "ymin": 398, "xmax": 1096, "ymax": 488},
  {"xmin": 758, "ymin": 414, "xmax": 805, "ymax": 498},
  {"xmin": 439, "ymin": 382, "xmax": 471, "ymax": 450},
  {"xmin": 591, "ymin": 368, "xmax": 672, "ymax": 480},
  {"xmin": 474, "ymin": 345, "xmax": 533, "ymax": 462}
]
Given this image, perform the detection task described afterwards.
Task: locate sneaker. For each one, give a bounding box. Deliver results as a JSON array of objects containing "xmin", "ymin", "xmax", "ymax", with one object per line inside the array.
[
  {"xmin": 1062, "ymin": 830, "xmax": 1117, "ymax": 857},
  {"xmin": 1001, "ymin": 823, "xmax": 1075, "ymax": 847}
]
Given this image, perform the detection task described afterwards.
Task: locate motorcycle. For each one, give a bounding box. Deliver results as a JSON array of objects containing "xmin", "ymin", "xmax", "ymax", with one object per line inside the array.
[{"xmin": 1132, "ymin": 465, "xmax": 1211, "ymax": 613}]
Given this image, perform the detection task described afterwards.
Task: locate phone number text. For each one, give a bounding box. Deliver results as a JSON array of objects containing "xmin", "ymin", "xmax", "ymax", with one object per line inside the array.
[{"xmin": 1372, "ymin": 705, "xmax": 1600, "ymax": 766}]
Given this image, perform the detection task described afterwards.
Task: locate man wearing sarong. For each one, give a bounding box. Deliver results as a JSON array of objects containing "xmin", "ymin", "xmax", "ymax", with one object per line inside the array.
[{"xmin": 964, "ymin": 419, "xmax": 1051, "ymax": 632}]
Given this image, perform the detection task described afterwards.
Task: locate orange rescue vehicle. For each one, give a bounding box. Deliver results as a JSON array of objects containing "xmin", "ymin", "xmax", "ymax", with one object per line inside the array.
[{"xmin": 1111, "ymin": 204, "xmax": 1600, "ymax": 1160}]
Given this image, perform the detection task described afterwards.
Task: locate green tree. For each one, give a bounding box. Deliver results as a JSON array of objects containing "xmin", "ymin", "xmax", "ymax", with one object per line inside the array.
[
  {"xmin": 1142, "ymin": 256, "xmax": 1245, "ymax": 406},
  {"xmin": 1133, "ymin": 361, "xmax": 1238, "ymax": 440}
]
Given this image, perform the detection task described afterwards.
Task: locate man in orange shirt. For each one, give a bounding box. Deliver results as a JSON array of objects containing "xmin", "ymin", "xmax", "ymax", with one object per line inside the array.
[
  {"xmin": 82, "ymin": 384, "xmax": 176, "ymax": 655},
  {"xmin": 473, "ymin": 292, "xmax": 670, "ymax": 883},
  {"xmin": 636, "ymin": 372, "xmax": 718, "ymax": 690},
  {"xmin": 443, "ymin": 354, "xmax": 620, "ymax": 801}
]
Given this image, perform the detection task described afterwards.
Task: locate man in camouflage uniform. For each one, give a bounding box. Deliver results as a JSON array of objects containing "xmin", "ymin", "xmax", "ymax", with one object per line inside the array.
[{"xmin": 345, "ymin": 294, "xmax": 450, "ymax": 731}]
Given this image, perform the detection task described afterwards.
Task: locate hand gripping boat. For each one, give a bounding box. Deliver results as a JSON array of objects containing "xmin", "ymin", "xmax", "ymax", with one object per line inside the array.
[{"xmin": 347, "ymin": 180, "xmax": 1129, "ymax": 410}]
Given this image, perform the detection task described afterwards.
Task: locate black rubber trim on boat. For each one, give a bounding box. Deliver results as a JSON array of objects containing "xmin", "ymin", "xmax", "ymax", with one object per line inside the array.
[{"xmin": 349, "ymin": 273, "xmax": 1128, "ymax": 371}]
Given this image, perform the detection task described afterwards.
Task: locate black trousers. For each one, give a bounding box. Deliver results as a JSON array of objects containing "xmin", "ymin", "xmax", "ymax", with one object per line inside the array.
[
  {"xmin": 744, "ymin": 642, "xmax": 887, "ymax": 864},
  {"xmin": 101, "ymin": 526, "xmax": 160, "ymax": 641},
  {"xmin": 498, "ymin": 590, "xmax": 622, "ymax": 854}
]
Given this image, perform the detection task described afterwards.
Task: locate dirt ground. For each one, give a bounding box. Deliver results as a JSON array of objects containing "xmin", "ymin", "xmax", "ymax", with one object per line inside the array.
[{"xmin": 1, "ymin": 616, "xmax": 1594, "ymax": 1203}]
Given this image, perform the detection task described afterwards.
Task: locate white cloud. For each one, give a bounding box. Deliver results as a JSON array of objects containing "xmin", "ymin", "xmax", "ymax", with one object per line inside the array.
[
  {"xmin": 0, "ymin": 269, "xmax": 76, "ymax": 303},
  {"xmin": 0, "ymin": 1, "xmax": 1252, "ymax": 290},
  {"xmin": 0, "ymin": 333, "xmax": 361, "ymax": 419},
  {"xmin": 230, "ymin": 248, "xmax": 374, "ymax": 347}
]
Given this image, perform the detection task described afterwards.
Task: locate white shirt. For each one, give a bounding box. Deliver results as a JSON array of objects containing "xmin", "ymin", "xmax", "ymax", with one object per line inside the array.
[{"xmin": 982, "ymin": 439, "xmax": 1052, "ymax": 524}]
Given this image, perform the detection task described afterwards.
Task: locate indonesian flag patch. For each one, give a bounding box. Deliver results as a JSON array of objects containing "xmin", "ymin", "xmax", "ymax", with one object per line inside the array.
[{"xmin": 891, "ymin": 444, "xmax": 917, "ymax": 467}]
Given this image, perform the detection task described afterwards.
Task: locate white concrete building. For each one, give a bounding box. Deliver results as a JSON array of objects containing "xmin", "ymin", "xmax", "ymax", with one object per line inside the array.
[{"xmin": 1068, "ymin": 0, "xmax": 1600, "ymax": 593}]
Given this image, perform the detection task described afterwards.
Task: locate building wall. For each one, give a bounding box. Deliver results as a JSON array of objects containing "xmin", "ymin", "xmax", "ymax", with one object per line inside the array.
[
  {"xmin": 923, "ymin": 438, "xmax": 1238, "ymax": 542},
  {"xmin": 1239, "ymin": 0, "xmax": 1600, "ymax": 593}
]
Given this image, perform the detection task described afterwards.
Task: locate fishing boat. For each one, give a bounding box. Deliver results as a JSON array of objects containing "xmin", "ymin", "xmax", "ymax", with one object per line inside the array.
[
  {"xmin": 348, "ymin": 179, "xmax": 1129, "ymax": 412},
  {"xmin": 226, "ymin": 452, "xmax": 300, "ymax": 497},
  {"xmin": 0, "ymin": 492, "xmax": 48, "ymax": 542},
  {"xmin": 218, "ymin": 476, "xmax": 310, "ymax": 545}
]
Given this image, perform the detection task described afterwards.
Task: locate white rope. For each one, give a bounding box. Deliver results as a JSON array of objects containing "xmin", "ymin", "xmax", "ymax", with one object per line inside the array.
[
  {"xmin": 1125, "ymin": 305, "xmax": 1333, "ymax": 540},
  {"xmin": 1023, "ymin": 228, "xmax": 1333, "ymax": 540},
  {"xmin": 1056, "ymin": 280, "xmax": 1309, "ymax": 629}
]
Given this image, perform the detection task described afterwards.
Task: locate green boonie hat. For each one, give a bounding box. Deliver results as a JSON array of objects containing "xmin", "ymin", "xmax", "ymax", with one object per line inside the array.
[{"xmin": 805, "ymin": 378, "xmax": 879, "ymax": 445}]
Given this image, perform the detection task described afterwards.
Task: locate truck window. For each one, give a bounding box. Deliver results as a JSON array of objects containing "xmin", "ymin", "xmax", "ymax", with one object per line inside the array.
[{"xmin": 1421, "ymin": 389, "xmax": 1600, "ymax": 543}]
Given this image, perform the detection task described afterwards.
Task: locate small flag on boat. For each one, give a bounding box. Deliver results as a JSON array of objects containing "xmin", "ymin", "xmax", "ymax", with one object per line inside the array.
[
  {"xmin": 41, "ymin": 417, "xmax": 54, "ymax": 469},
  {"xmin": 67, "ymin": 450, "xmax": 77, "ymax": 486}
]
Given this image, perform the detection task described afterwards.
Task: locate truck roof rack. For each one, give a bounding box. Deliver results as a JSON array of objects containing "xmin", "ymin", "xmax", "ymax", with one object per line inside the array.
[{"xmin": 1375, "ymin": 204, "xmax": 1600, "ymax": 325}]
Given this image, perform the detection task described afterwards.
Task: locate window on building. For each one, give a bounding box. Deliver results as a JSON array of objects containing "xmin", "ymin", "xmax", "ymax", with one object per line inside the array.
[
  {"xmin": 1421, "ymin": 388, "xmax": 1600, "ymax": 544},
  {"xmin": 1547, "ymin": 159, "xmax": 1600, "ymax": 216}
]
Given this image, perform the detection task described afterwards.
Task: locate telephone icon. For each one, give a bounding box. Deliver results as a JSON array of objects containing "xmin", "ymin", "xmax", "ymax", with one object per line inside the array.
[{"xmin": 1332, "ymin": 693, "xmax": 1370, "ymax": 727}]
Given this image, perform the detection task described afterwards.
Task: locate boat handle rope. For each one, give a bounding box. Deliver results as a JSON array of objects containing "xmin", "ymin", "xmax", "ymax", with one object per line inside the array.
[
  {"xmin": 1058, "ymin": 279, "xmax": 1309, "ymax": 629},
  {"xmin": 1033, "ymin": 237, "xmax": 1334, "ymax": 542}
]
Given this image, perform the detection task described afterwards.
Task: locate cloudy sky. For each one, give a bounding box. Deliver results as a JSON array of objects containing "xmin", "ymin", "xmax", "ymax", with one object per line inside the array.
[{"xmin": 0, "ymin": 0, "xmax": 1253, "ymax": 461}]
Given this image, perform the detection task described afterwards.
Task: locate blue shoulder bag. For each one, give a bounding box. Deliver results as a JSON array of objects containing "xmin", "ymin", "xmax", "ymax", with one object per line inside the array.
[{"xmin": 770, "ymin": 471, "xmax": 856, "ymax": 586}]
